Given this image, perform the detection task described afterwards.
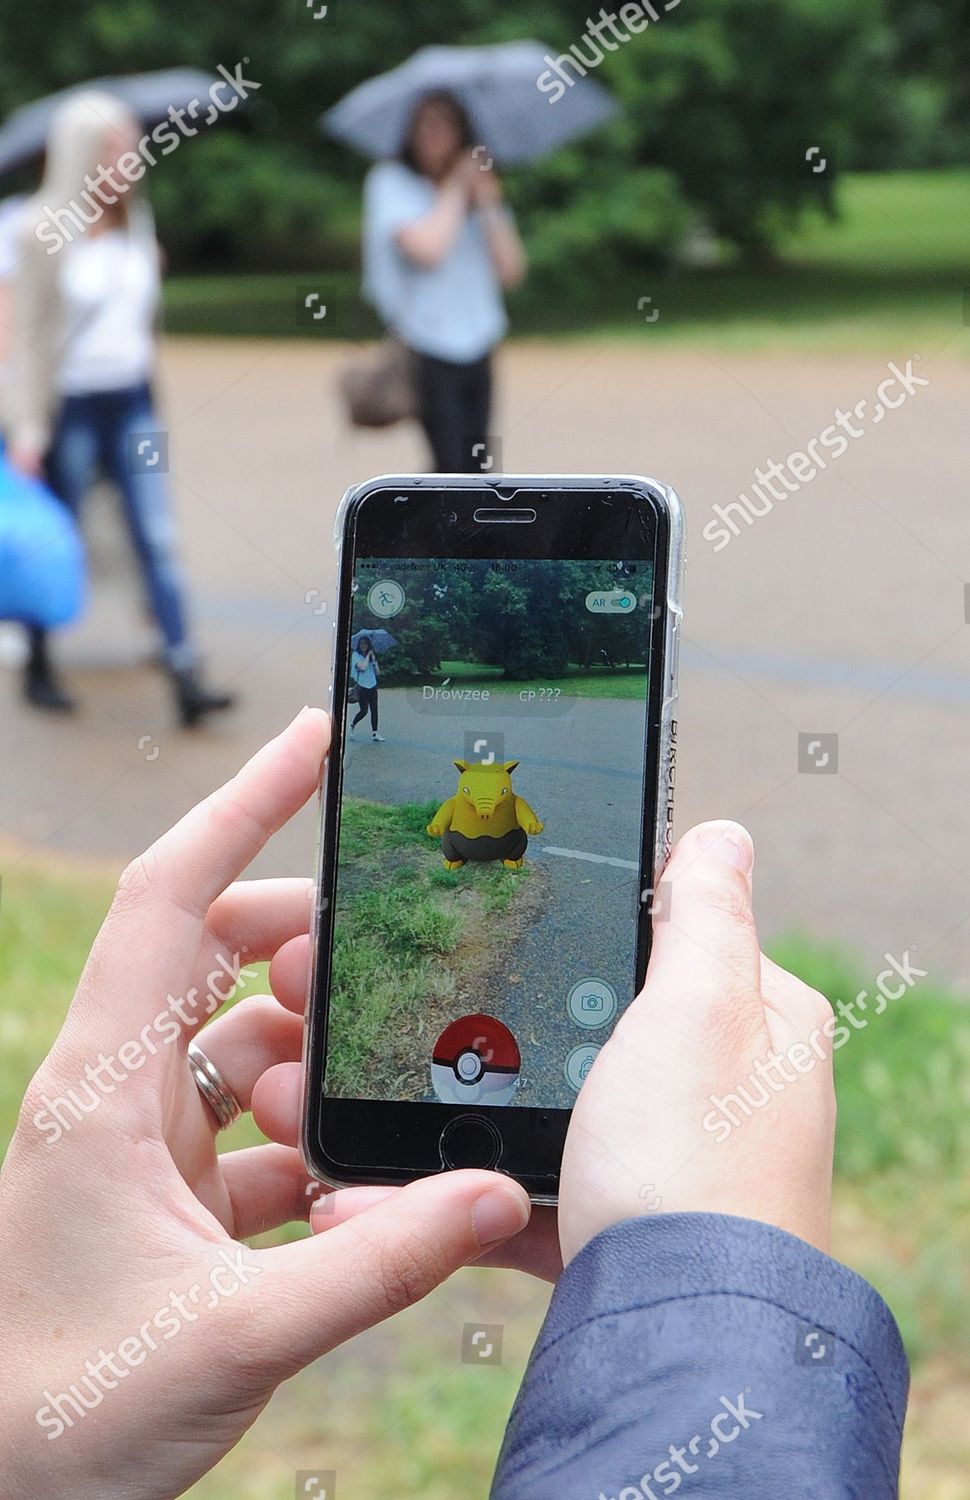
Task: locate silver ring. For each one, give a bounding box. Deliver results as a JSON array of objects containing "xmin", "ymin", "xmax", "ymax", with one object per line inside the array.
[{"xmin": 187, "ymin": 1040, "xmax": 243, "ymax": 1130}]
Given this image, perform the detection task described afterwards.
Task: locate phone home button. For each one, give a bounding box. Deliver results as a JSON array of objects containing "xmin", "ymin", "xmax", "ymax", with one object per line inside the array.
[{"xmin": 439, "ymin": 1114, "xmax": 502, "ymax": 1171}]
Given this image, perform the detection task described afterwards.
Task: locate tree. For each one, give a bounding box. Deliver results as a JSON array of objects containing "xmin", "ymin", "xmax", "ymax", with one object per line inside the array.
[
  {"xmin": 356, "ymin": 558, "xmax": 652, "ymax": 681},
  {"xmin": 0, "ymin": 0, "xmax": 931, "ymax": 280}
]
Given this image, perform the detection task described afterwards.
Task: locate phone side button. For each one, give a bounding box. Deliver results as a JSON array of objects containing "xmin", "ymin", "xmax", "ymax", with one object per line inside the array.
[
  {"xmin": 666, "ymin": 620, "xmax": 680, "ymax": 693},
  {"xmin": 439, "ymin": 1114, "xmax": 503, "ymax": 1171}
]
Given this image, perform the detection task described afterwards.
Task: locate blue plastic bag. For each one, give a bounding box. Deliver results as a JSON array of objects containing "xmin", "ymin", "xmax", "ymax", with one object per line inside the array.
[{"xmin": 0, "ymin": 447, "xmax": 86, "ymax": 628}]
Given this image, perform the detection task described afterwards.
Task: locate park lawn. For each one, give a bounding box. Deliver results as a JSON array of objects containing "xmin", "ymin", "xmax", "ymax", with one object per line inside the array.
[
  {"xmin": 0, "ymin": 846, "xmax": 270, "ymax": 1151},
  {"xmin": 163, "ymin": 171, "xmax": 970, "ymax": 357},
  {"xmin": 3, "ymin": 850, "xmax": 970, "ymax": 1494},
  {"xmin": 583, "ymin": 169, "xmax": 970, "ymax": 354}
]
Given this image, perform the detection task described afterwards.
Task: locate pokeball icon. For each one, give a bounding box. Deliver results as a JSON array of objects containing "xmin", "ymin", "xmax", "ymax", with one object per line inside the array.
[{"xmin": 431, "ymin": 1014, "xmax": 521, "ymax": 1106}]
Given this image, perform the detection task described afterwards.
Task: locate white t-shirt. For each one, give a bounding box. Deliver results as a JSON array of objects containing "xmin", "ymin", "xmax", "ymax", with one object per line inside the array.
[
  {"xmin": 57, "ymin": 229, "xmax": 159, "ymax": 396},
  {"xmin": 351, "ymin": 650, "xmax": 378, "ymax": 689},
  {"xmin": 0, "ymin": 195, "xmax": 28, "ymax": 282},
  {"xmin": 363, "ymin": 161, "xmax": 508, "ymax": 364},
  {"xmin": 0, "ymin": 196, "xmax": 28, "ymax": 421}
]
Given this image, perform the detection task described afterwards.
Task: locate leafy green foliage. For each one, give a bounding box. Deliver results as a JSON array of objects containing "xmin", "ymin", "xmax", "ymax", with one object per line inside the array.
[
  {"xmin": 357, "ymin": 558, "xmax": 651, "ymax": 681},
  {"xmin": 0, "ymin": 0, "xmax": 954, "ymax": 281}
]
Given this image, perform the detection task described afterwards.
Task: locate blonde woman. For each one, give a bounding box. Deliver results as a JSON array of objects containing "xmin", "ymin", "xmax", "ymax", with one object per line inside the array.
[{"xmin": 7, "ymin": 92, "xmax": 233, "ymax": 726}]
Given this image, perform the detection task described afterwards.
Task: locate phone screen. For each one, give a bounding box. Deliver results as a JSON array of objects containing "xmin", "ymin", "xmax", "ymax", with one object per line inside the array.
[{"xmin": 325, "ymin": 550, "xmax": 655, "ymax": 1112}]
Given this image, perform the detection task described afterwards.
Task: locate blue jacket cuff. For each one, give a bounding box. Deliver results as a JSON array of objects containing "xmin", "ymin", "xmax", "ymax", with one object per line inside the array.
[{"xmin": 492, "ymin": 1213, "xmax": 908, "ymax": 1499}]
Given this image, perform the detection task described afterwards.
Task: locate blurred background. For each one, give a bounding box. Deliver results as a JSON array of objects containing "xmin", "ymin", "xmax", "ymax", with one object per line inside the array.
[{"xmin": 1, "ymin": 1, "xmax": 969, "ymax": 1495}]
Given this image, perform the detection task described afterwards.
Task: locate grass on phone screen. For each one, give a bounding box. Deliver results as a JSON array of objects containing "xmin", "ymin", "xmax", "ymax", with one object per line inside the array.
[{"xmin": 325, "ymin": 798, "xmax": 527, "ymax": 1099}]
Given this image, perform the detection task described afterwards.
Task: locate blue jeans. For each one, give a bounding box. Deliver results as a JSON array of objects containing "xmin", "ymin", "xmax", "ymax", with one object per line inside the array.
[{"xmin": 46, "ymin": 382, "xmax": 195, "ymax": 667}]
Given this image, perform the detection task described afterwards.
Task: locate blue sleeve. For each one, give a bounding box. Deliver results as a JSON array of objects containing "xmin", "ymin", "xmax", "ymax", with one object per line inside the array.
[{"xmin": 492, "ymin": 1213, "xmax": 908, "ymax": 1499}]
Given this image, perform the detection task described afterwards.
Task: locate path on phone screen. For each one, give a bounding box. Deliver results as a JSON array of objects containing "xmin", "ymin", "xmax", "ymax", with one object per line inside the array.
[{"xmin": 2, "ymin": 338, "xmax": 969, "ymax": 1001}]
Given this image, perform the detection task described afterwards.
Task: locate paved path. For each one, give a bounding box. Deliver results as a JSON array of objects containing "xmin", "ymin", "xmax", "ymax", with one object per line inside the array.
[{"xmin": 1, "ymin": 337, "xmax": 969, "ymax": 994}]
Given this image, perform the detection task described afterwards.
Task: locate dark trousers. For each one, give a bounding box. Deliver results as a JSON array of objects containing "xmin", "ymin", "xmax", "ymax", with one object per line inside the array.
[
  {"xmin": 413, "ymin": 350, "xmax": 493, "ymax": 473},
  {"xmin": 352, "ymin": 684, "xmax": 379, "ymax": 732}
]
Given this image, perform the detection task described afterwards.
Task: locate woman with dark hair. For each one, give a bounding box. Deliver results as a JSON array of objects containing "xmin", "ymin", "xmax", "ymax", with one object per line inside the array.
[
  {"xmin": 362, "ymin": 90, "xmax": 526, "ymax": 473},
  {"xmin": 350, "ymin": 634, "xmax": 384, "ymax": 741}
]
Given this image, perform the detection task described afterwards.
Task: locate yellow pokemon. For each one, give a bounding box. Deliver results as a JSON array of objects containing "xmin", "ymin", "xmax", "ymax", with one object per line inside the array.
[{"xmin": 427, "ymin": 760, "xmax": 544, "ymax": 869}]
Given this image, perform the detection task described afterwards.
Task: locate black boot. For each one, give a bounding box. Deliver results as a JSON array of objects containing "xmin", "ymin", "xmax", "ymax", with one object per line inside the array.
[
  {"xmin": 170, "ymin": 665, "xmax": 236, "ymax": 729},
  {"xmin": 23, "ymin": 628, "xmax": 75, "ymax": 714}
]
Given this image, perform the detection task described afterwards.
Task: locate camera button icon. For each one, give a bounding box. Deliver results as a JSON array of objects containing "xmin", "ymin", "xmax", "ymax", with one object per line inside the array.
[
  {"xmin": 567, "ymin": 978, "xmax": 618, "ymax": 1030},
  {"xmin": 564, "ymin": 1043, "xmax": 602, "ymax": 1092}
]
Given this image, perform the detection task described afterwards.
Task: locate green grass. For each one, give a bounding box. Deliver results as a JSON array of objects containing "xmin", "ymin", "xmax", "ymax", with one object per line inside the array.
[
  {"xmin": 163, "ymin": 171, "xmax": 970, "ymax": 355},
  {"xmin": 386, "ymin": 659, "xmax": 650, "ymax": 702},
  {"xmin": 781, "ymin": 171, "xmax": 970, "ymax": 276},
  {"xmin": 581, "ymin": 171, "xmax": 970, "ymax": 353},
  {"xmin": 0, "ymin": 856, "xmax": 117, "ymax": 1142},
  {"xmin": 339, "ymin": 795, "xmax": 442, "ymax": 852},
  {"xmin": 3, "ymin": 852, "xmax": 970, "ymax": 1494},
  {"xmin": 163, "ymin": 269, "xmax": 372, "ymax": 340},
  {"xmin": 769, "ymin": 932, "xmax": 970, "ymax": 1363},
  {"xmin": 768, "ymin": 933, "xmax": 970, "ymax": 1184},
  {"xmin": 326, "ymin": 797, "xmax": 532, "ymax": 1096}
]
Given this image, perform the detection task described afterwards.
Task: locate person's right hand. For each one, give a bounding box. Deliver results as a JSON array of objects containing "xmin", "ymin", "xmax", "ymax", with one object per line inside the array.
[
  {"xmin": 6, "ymin": 440, "xmax": 44, "ymax": 480},
  {"xmin": 443, "ymin": 154, "xmax": 474, "ymax": 199},
  {"xmin": 468, "ymin": 159, "xmax": 503, "ymax": 209},
  {"xmin": 271, "ymin": 819, "xmax": 835, "ymax": 1286},
  {"xmin": 558, "ymin": 820, "xmax": 837, "ymax": 1265}
]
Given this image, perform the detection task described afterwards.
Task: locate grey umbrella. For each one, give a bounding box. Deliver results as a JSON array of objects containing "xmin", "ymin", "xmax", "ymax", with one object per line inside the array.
[
  {"xmin": 0, "ymin": 68, "xmax": 226, "ymax": 178},
  {"xmin": 322, "ymin": 41, "xmax": 618, "ymax": 165},
  {"xmin": 351, "ymin": 629, "xmax": 398, "ymax": 653}
]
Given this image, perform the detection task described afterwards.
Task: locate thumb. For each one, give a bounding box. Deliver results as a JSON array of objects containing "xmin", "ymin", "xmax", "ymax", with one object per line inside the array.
[
  {"xmin": 254, "ymin": 1170, "xmax": 530, "ymax": 1372},
  {"xmin": 647, "ymin": 820, "xmax": 761, "ymax": 1016}
]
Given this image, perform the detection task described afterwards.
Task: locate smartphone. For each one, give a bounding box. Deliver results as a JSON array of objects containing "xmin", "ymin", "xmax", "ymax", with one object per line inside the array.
[{"xmin": 302, "ymin": 474, "xmax": 684, "ymax": 1203}]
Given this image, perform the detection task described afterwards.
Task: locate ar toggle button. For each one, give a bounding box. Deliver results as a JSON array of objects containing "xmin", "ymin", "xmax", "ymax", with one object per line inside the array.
[{"xmin": 584, "ymin": 589, "xmax": 637, "ymax": 614}]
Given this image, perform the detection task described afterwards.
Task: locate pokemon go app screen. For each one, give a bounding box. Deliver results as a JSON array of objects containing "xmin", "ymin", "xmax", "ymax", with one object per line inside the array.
[{"xmin": 328, "ymin": 555, "xmax": 653, "ymax": 1111}]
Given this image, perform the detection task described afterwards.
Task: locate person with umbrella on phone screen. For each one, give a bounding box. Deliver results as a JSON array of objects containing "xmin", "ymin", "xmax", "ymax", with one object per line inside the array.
[{"xmin": 349, "ymin": 631, "xmax": 386, "ymax": 742}]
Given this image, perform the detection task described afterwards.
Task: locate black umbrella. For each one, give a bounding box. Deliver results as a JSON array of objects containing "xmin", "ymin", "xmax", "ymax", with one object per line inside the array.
[{"xmin": 0, "ymin": 68, "xmax": 227, "ymax": 178}]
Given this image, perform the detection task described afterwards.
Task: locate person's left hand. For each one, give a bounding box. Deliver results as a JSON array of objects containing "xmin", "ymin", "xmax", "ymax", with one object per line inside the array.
[
  {"xmin": 6, "ymin": 439, "xmax": 44, "ymax": 480},
  {"xmin": 0, "ymin": 709, "xmax": 534, "ymax": 1500}
]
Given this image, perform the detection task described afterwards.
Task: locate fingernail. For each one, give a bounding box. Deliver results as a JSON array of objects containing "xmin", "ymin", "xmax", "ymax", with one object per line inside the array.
[
  {"xmin": 310, "ymin": 1185, "xmax": 395, "ymax": 1223},
  {"xmin": 289, "ymin": 705, "xmax": 323, "ymax": 729},
  {"xmin": 698, "ymin": 821, "xmax": 754, "ymax": 876},
  {"xmin": 472, "ymin": 1186, "xmax": 530, "ymax": 1247}
]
